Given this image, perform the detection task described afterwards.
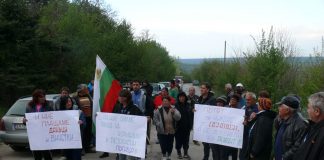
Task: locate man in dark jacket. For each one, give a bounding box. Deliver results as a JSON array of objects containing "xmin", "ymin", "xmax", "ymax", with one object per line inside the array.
[
  {"xmin": 198, "ymin": 82, "xmax": 216, "ymax": 160},
  {"xmin": 294, "ymin": 92, "xmax": 324, "ymax": 160},
  {"xmin": 187, "ymin": 86, "xmax": 200, "ymax": 146},
  {"xmin": 240, "ymin": 92, "xmax": 258, "ymax": 160},
  {"xmin": 274, "ymin": 96, "xmax": 308, "ymax": 160},
  {"xmin": 141, "ymin": 80, "xmax": 153, "ymax": 98}
]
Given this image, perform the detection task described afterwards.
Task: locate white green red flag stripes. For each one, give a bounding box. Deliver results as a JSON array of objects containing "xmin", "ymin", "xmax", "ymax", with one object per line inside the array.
[{"xmin": 93, "ymin": 55, "xmax": 122, "ymax": 126}]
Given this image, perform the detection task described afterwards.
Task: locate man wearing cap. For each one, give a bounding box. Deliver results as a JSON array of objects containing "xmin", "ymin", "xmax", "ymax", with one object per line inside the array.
[
  {"xmin": 274, "ymin": 96, "xmax": 308, "ymax": 160},
  {"xmin": 294, "ymin": 92, "xmax": 324, "ymax": 160},
  {"xmin": 235, "ymin": 83, "xmax": 246, "ymax": 109}
]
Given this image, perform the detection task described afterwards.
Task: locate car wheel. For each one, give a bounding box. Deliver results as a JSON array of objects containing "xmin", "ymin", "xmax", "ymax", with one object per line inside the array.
[{"xmin": 10, "ymin": 145, "xmax": 28, "ymax": 152}]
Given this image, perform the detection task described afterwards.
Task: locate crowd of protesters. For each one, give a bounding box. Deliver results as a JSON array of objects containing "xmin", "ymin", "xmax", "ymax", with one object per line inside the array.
[{"xmin": 23, "ymin": 79, "xmax": 324, "ymax": 160}]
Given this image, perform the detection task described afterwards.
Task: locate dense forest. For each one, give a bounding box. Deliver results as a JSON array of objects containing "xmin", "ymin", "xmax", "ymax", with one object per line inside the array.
[{"xmin": 0, "ymin": 0, "xmax": 176, "ymax": 107}]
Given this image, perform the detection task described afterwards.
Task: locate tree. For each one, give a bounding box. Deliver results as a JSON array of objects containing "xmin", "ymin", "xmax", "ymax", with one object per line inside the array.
[
  {"xmin": 244, "ymin": 28, "xmax": 299, "ymax": 103},
  {"xmin": 0, "ymin": 0, "xmax": 177, "ymax": 107}
]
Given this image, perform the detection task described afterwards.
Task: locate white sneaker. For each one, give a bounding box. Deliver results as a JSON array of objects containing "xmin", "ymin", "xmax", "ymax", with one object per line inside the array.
[{"xmin": 162, "ymin": 156, "xmax": 167, "ymax": 160}]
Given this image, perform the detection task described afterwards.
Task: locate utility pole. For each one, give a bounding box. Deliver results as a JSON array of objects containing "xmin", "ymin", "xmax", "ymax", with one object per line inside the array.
[
  {"xmin": 224, "ymin": 41, "xmax": 227, "ymax": 64},
  {"xmin": 321, "ymin": 36, "xmax": 324, "ymax": 57}
]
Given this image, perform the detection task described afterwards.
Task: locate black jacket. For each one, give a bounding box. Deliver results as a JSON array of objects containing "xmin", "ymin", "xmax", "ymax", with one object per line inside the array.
[
  {"xmin": 175, "ymin": 102, "xmax": 193, "ymax": 132},
  {"xmin": 113, "ymin": 101, "xmax": 143, "ymax": 116},
  {"xmin": 275, "ymin": 113, "xmax": 308, "ymax": 160},
  {"xmin": 293, "ymin": 120, "xmax": 324, "ymax": 160},
  {"xmin": 145, "ymin": 95, "xmax": 154, "ymax": 118},
  {"xmin": 246, "ymin": 110, "xmax": 277, "ymax": 160},
  {"xmin": 198, "ymin": 92, "xmax": 216, "ymax": 105},
  {"xmin": 188, "ymin": 94, "xmax": 199, "ymax": 107},
  {"xmin": 141, "ymin": 85, "xmax": 153, "ymax": 98}
]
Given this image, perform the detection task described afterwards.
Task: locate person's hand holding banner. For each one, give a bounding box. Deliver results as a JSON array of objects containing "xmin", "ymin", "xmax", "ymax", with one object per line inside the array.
[
  {"xmin": 193, "ymin": 104, "xmax": 245, "ymax": 148},
  {"xmin": 96, "ymin": 112, "xmax": 147, "ymax": 158},
  {"xmin": 25, "ymin": 110, "xmax": 82, "ymax": 150}
]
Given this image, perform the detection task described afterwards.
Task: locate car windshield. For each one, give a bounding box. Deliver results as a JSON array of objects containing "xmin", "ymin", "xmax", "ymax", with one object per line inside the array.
[
  {"xmin": 6, "ymin": 100, "xmax": 29, "ymax": 116},
  {"xmin": 161, "ymin": 82, "xmax": 170, "ymax": 88},
  {"xmin": 152, "ymin": 84, "xmax": 160, "ymax": 91},
  {"xmin": 6, "ymin": 100, "xmax": 54, "ymax": 116}
]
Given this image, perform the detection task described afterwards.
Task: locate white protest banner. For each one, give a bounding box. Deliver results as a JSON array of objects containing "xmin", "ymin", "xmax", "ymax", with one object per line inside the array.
[
  {"xmin": 96, "ymin": 112, "xmax": 147, "ymax": 158},
  {"xmin": 193, "ymin": 104, "xmax": 245, "ymax": 148},
  {"xmin": 25, "ymin": 110, "xmax": 82, "ymax": 150}
]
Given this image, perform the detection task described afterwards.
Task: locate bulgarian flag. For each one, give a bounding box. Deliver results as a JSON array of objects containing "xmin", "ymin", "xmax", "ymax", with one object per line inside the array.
[{"xmin": 92, "ymin": 55, "xmax": 122, "ymax": 127}]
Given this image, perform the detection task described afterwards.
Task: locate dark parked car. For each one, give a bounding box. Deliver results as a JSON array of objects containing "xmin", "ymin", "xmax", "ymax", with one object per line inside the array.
[{"xmin": 0, "ymin": 94, "xmax": 59, "ymax": 151}]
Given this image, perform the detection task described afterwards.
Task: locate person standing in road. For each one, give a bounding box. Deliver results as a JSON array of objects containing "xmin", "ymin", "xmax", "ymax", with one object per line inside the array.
[
  {"xmin": 154, "ymin": 96, "xmax": 181, "ymax": 160},
  {"xmin": 187, "ymin": 86, "xmax": 200, "ymax": 146},
  {"xmin": 240, "ymin": 92, "xmax": 258, "ymax": 160},
  {"xmin": 234, "ymin": 83, "xmax": 246, "ymax": 109},
  {"xmin": 60, "ymin": 96, "xmax": 86, "ymax": 160},
  {"xmin": 274, "ymin": 96, "xmax": 308, "ymax": 160},
  {"xmin": 210, "ymin": 95, "xmax": 228, "ymax": 160},
  {"xmin": 24, "ymin": 89, "xmax": 53, "ymax": 160},
  {"xmin": 222, "ymin": 94, "xmax": 241, "ymax": 160},
  {"xmin": 294, "ymin": 92, "xmax": 324, "ymax": 160},
  {"xmin": 188, "ymin": 86, "xmax": 199, "ymax": 104},
  {"xmin": 54, "ymin": 87, "xmax": 70, "ymax": 110},
  {"xmin": 169, "ymin": 80, "xmax": 179, "ymax": 100},
  {"xmin": 245, "ymin": 97, "xmax": 276, "ymax": 160},
  {"xmin": 175, "ymin": 92, "xmax": 194, "ymax": 159},
  {"xmin": 198, "ymin": 82, "xmax": 216, "ymax": 160},
  {"xmin": 225, "ymin": 83, "xmax": 234, "ymax": 104},
  {"xmin": 74, "ymin": 84, "xmax": 95, "ymax": 154},
  {"xmin": 131, "ymin": 80, "xmax": 154, "ymax": 157},
  {"xmin": 154, "ymin": 87, "xmax": 176, "ymax": 109},
  {"xmin": 131, "ymin": 80, "xmax": 154, "ymax": 117},
  {"xmin": 141, "ymin": 80, "xmax": 153, "ymax": 98},
  {"xmin": 113, "ymin": 89, "xmax": 143, "ymax": 160}
]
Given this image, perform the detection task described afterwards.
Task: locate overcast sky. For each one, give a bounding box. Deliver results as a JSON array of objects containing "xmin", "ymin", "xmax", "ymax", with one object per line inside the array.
[{"xmin": 104, "ymin": 0, "xmax": 324, "ymax": 58}]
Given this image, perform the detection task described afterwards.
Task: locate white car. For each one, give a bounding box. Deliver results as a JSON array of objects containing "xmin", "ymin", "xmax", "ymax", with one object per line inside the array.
[
  {"xmin": 159, "ymin": 82, "xmax": 170, "ymax": 90},
  {"xmin": 151, "ymin": 83, "xmax": 166, "ymax": 96},
  {"xmin": 0, "ymin": 94, "xmax": 59, "ymax": 151}
]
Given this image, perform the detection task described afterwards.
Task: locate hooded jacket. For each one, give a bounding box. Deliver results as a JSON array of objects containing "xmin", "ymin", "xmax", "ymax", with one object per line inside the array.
[
  {"xmin": 175, "ymin": 94, "xmax": 194, "ymax": 132},
  {"xmin": 245, "ymin": 110, "xmax": 277, "ymax": 160}
]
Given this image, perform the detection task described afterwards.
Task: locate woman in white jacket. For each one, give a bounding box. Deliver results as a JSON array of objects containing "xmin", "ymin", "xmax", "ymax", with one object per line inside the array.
[{"xmin": 154, "ymin": 96, "xmax": 181, "ymax": 160}]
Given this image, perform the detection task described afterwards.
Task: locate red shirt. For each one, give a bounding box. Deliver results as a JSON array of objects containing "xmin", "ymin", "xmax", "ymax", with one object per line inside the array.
[{"xmin": 153, "ymin": 95, "xmax": 176, "ymax": 109}]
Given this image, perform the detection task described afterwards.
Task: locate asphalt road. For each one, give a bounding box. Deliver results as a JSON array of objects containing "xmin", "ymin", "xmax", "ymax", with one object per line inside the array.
[
  {"xmin": 0, "ymin": 84, "xmax": 209, "ymax": 160},
  {"xmin": 0, "ymin": 124, "xmax": 206, "ymax": 160}
]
